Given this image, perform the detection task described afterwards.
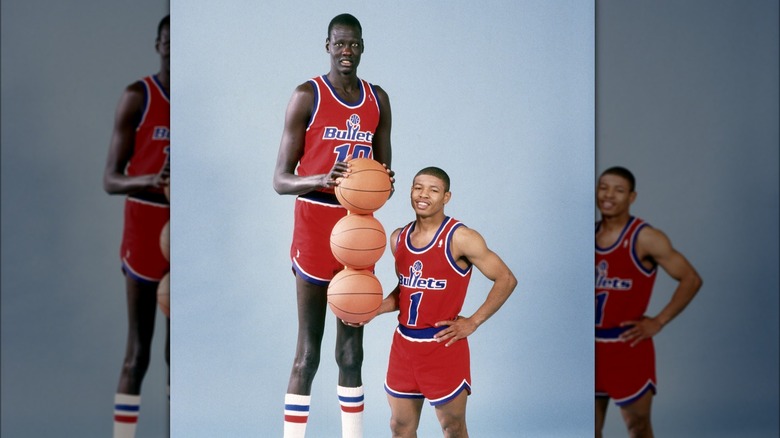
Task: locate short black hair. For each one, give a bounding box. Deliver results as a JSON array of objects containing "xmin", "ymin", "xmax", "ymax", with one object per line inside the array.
[
  {"xmin": 327, "ymin": 13, "xmax": 362, "ymax": 38},
  {"xmin": 157, "ymin": 15, "xmax": 170, "ymax": 42},
  {"xmin": 600, "ymin": 166, "xmax": 636, "ymax": 192},
  {"xmin": 415, "ymin": 167, "xmax": 451, "ymax": 192}
]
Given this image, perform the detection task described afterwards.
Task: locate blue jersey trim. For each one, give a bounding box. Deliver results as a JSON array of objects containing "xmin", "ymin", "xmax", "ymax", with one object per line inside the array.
[
  {"xmin": 595, "ymin": 216, "xmax": 636, "ymax": 253},
  {"xmin": 614, "ymin": 380, "xmax": 657, "ymax": 406},
  {"xmin": 445, "ymin": 222, "xmax": 471, "ymax": 276},
  {"xmin": 429, "ymin": 381, "xmax": 471, "ymax": 406},
  {"xmin": 298, "ymin": 190, "xmax": 340, "ymax": 206},
  {"xmin": 595, "ymin": 326, "xmax": 629, "ymax": 340},
  {"xmin": 630, "ymin": 223, "xmax": 656, "ymax": 276},
  {"xmin": 406, "ymin": 217, "xmax": 450, "ymax": 253},
  {"xmin": 368, "ymin": 83, "xmax": 381, "ymax": 111},
  {"xmin": 152, "ymin": 74, "xmax": 170, "ymax": 101},
  {"xmin": 291, "ymin": 262, "xmax": 330, "ymax": 286},
  {"xmin": 137, "ymin": 79, "xmax": 150, "ymax": 131},
  {"xmin": 397, "ymin": 324, "xmax": 446, "ymax": 340},
  {"xmin": 306, "ymin": 79, "xmax": 320, "ymax": 130},
  {"xmin": 322, "ymin": 74, "xmax": 365, "ymax": 108},
  {"xmin": 121, "ymin": 263, "xmax": 161, "ymax": 284},
  {"xmin": 384, "ymin": 382, "xmax": 424, "ymax": 400}
]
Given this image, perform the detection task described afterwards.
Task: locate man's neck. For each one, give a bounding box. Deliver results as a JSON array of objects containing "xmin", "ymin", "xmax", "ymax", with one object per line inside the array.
[
  {"xmin": 156, "ymin": 69, "xmax": 170, "ymax": 93},
  {"xmin": 599, "ymin": 212, "xmax": 631, "ymax": 232},
  {"xmin": 414, "ymin": 213, "xmax": 446, "ymax": 234}
]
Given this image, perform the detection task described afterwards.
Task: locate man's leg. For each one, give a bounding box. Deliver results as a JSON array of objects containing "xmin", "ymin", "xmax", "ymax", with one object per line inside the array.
[
  {"xmin": 114, "ymin": 276, "xmax": 158, "ymax": 438},
  {"xmin": 595, "ymin": 397, "xmax": 609, "ymax": 438},
  {"xmin": 335, "ymin": 317, "xmax": 364, "ymax": 437},
  {"xmin": 619, "ymin": 390, "xmax": 654, "ymax": 438},
  {"xmin": 284, "ymin": 275, "xmax": 328, "ymax": 437},
  {"xmin": 434, "ymin": 391, "xmax": 469, "ymax": 438},
  {"xmin": 387, "ymin": 395, "xmax": 424, "ymax": 438}
]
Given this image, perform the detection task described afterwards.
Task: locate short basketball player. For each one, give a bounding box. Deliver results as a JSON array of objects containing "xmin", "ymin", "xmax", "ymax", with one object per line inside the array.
[
  {"xmin": 595, "ymin": 166, "xmax": 702, "ymax": 438},
  {"xmin": 374, "ymin": 167, "xmax": 517, "ymax": 437},
  {"xmin": 102, "ymin": 15, "xmax": 170, "ymax": 438},
  {"xmin": 272, "ymin": 13, "xmax": 393, "ymax": 438}
]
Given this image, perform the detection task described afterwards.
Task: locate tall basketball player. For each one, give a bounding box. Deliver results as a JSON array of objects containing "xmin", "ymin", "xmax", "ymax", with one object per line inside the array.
[
  {"xmin": 272, "ymin": 13, "xmax": 393, "ymax": 438},
  {"xmin": 595, "ymin": 166, "xmax": 702, "ymax": 438},
  {"xmin": 103, "ymin": 15, "xmax": 170, "ymax": 438}
]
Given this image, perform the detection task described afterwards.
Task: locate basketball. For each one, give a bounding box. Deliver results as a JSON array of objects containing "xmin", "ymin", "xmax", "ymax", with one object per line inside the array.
[
  {"xmin": 327, "ymin": 268, "xmax": 383, "ymax": 324},
  {"xmin": 157, "ymin": 272, "xmax": 170, "ymax": 317},
  {"xmin": 330, "ymin": 214, "xmax": 386, "ymax": 269},
  {"xmin": 335, "ymin": 158, "xmax": 392, "ymax": 214},
  {"xmin": 160, "ymin": 221, "xmax": 170, "ymax": 261}
]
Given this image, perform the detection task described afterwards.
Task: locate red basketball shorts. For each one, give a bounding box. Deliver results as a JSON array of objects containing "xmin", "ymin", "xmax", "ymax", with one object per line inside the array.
[
  {"xmin": 385, "ymin": 326, "xmax": 472, "ymax": 406},
  {"xmin": 291, "ymin": 193, "xmax": 349, "ymax": 286},
  {"xmin": 595, "ymin": 328, "xmax": 657, "ymax": 406},
  {"xmin": 120, "ymin": 198, "xmax": 170, "ymax": 283}
]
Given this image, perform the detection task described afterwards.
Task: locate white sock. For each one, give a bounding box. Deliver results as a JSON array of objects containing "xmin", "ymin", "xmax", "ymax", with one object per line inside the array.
[
  {"xmin": 284, "ymin": 393, "xmax": 311, "ymax": 438},
  {"xmin": 113, "ymin": 393, "xmax": 141, "ymax": 438},
  {"xmin": 338, "ymin": 385, "xmax": 364, "ymax": 438}
]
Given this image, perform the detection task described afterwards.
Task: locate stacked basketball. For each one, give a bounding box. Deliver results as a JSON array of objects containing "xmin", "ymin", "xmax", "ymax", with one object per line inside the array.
[
  {"xmin": 328, "ymin": 158, "xmax": 392, "ymax": 324},
  {"xmin": 157, "ymin": 187, "xmax": 171, "ymax": 318}
]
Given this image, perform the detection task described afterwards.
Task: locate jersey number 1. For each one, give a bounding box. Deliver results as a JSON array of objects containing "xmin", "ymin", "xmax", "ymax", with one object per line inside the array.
[
  {"xmin": 595, "ymin": 291, "xmax": 608, "ymax": 325},
  {"xmin": 407, "ymin": 291, "xmax": 423, "ymax": 326}
]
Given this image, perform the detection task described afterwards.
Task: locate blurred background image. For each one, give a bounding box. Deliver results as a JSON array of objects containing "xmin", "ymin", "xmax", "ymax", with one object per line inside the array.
[
  {"xmin": 596, "ymin": 1, "xmax": 779, "ymax": 436},
  {"xmin": 2, "ymin": 1, "xmax": 170, "ymax": 437}
]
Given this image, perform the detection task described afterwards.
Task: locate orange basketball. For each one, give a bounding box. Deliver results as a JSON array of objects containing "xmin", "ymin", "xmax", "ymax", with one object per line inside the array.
[
  {"xmin": 335, "ymin": 158, "xmax": 392, "ymax": 214},
  {"xmin": 160, "ymin": 221, "xmax": 170, "ymax": 262},
  {"xmin": 330, "ymin": 214, "xmax": 386, "ymax": 269},
  {"xmin": 327, "ymin": 268, "xmax": 383, "ymax": 324},
  {"xmin": 157, "ymin": 272, "xmax": 170, "ymax": 318}
]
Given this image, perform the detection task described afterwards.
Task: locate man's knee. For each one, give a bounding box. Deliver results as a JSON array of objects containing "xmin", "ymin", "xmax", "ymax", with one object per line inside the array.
[
  {"xmin": 625, "ymin": 415, "xmax": 652, "ymax": 438},
  {"xmin": 292, "ymin": 349, "xmax": 321, "ymax": 381},
  {"xmin": 389, "ymin": 414, "xmax": 417, "ymax": 437},
  {"xmin": 335, "ymin": 343, "xmax": 363, "ymax": 373},
  {"xmin": 121, "ymin": 352, "xmax": 151, "ymax": 380},
  {"xmin": 437, "ymin": 407, "xmax": 467, "ymax": 438},
  {"xmin": 439, "ymin": 416, "xmax": 467, "ymax": 438}
]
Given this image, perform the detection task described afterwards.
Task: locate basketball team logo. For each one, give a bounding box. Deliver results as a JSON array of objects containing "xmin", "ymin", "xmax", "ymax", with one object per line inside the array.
[
  {"xmin": 152, "ymin": 126, "xmax": 170, "ymax": 140},
  {"xmin": 347, "ymin": 114, "xmax": 360, "ymax": 132},
  {"xmin": 322, "ymin": 114, "xmax": 374, "ymax": 143},
  {"xmin": 595, "ymin": 260, "xmax": 632, "ymax": 290},
  {"xmin": 399, "ymin": 260, "xmax": 447, "ymax": 290}
]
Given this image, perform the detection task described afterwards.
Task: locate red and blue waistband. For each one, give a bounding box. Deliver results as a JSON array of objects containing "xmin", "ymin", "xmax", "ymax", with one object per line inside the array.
[
  {"xmin": 397, "ymin": 324, "xmax": 446, "ymax": 341},
  {"xmin": 298, "ymin": 190, "xmax": 340, "ymax": 206},
  {"xmin": 595, "ymin": 326, "xmax": 630, "ymax": 341}
]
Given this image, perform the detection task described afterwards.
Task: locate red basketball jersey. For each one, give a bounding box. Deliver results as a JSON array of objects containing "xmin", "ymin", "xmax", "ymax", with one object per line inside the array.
[
  {"xmin": 298, "ymin": 75, "xmax": 381, "ymax": 192},
  {"xmin": 125, "ymin": 75, "xmax": 170, "ymax": 196},
  {"xmin": 595, "ymin": 216, "xmax": 657, "ymax": 330},
  {"xmin": 395, "ymin": 217, "xmax": 473, "ymax": 330}
]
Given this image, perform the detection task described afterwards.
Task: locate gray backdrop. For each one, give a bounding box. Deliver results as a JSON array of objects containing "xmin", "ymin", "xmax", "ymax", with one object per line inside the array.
[
  {"xmin": 1, "ymin": 1, "xmax": 170, "ymax": 437},
  {"xmin": 170, "ymin": 0, "xmax": 593, "ymax": 437},
  {"xmin": 597, "ymin": 1, "xmax": 779, "ymax": 437}
]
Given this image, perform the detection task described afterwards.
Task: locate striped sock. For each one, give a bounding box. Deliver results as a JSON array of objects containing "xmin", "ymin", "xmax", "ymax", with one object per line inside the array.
[
  {"xmin": 113, "ymin": 394, "xmax": 140, "ymax": 438},
  {"xmin": 284, "ymin": 393, "xmax": 310, "ymax": 438},
  {"xmin": 337, "ymin": 385, "xmax": 364, "ymax": 438}
]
